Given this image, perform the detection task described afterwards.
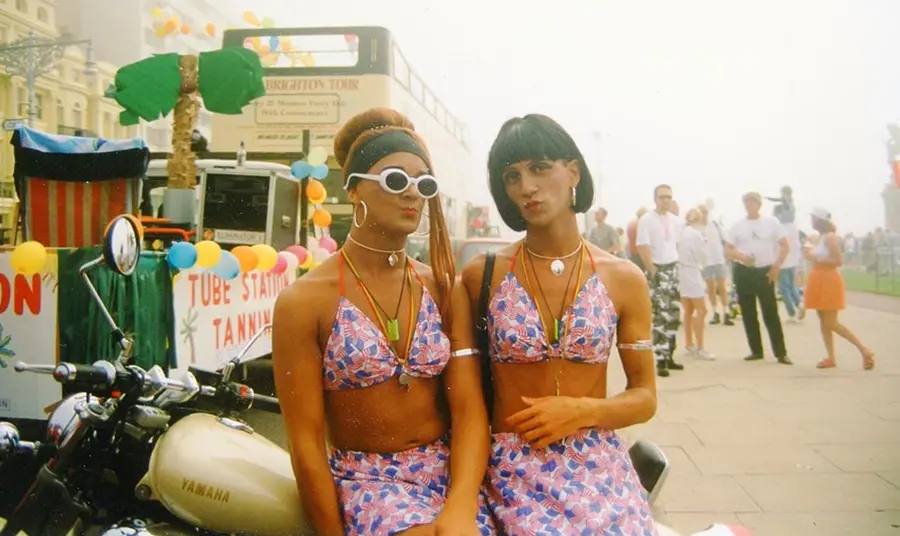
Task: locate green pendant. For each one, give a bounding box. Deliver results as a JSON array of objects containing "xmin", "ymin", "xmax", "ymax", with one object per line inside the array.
[
  {"xmin": 553, "ymin": 318, "xmax": 561, "ymax": 342},
  {"xmin": 386, "ymin": 319, "xmax": 400, "ymax": 342}
]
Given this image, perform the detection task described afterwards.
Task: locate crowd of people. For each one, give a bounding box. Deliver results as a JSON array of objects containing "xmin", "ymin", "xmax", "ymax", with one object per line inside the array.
[{"xmin": 586, "ymin": 185, "xmax": 876, "ymax": 378}]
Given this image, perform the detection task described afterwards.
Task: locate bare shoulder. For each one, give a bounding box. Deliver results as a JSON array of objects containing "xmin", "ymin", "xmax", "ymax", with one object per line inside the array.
[
  {"xmin": 592, "ymin": 245, "xmax": 649, "ymax": 310},
  {"xmin": 274, "ymin": 256, "xmax": 339, "ymax": 317}
]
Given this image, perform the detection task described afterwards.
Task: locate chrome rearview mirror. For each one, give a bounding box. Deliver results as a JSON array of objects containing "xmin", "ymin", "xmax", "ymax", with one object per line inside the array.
[
  {"xmin": 103, "ymin": 215, "xmax": 142, "ymax": 276},
  {"xmin": 77, "ymin": 214, "xmax": 144, "ymax": 363}
]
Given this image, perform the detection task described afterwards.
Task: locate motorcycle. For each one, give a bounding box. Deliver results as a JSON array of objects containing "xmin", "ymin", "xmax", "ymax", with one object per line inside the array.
[
  {"xmin": 0, "ymin": 214, "xmax": 749, "ymax": 536},
  {"xmin": 0, "ymin": 214, "xmax": 312, "ymax": 536}
]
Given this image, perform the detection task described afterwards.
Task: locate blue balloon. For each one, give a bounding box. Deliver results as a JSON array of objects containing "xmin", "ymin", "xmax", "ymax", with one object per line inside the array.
[
  {"xmin": 291, "ymin": 161, "xmax": 312, "ymax": 179},
  {"xmin": 167, "ymin": 241, "xmax": 197, "ymax": 270},
  {"xmin": 311, "ymin": 164, "xmax": 329, "ymax": 180},
  {"xmin": 210, "ymin": 250, "xmax": 241, "ymax": 280},
  {"xmin": 269, "ymin": 35, "xmax": 280, "ymax": 52}
]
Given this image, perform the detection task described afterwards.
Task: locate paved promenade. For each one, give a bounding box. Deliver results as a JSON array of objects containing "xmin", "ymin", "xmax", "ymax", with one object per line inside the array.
[{"xmin": 615, "ymin": 292, "xmax": 900, "ymax": 536}]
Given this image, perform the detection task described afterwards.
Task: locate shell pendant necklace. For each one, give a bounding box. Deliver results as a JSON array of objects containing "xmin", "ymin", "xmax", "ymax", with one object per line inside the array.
[
  {"xmin": 525, "ymin": 240, "xmax": 584, "ymax": 276},
  {"xmin": 347, "ymin": 234, "xmax": 406, "ymax": 267}
]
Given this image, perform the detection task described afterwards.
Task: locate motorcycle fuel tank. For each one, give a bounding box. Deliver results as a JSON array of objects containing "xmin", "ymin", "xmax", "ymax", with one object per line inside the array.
[{"xmin": 135, "ymin": 413, "xmax": 312, "ymax": 535}]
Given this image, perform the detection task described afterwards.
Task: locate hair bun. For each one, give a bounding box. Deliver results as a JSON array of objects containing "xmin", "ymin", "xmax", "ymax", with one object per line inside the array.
[{"xmin": 333, "ymin": 107, "xmax": 416, "ymax": 168}]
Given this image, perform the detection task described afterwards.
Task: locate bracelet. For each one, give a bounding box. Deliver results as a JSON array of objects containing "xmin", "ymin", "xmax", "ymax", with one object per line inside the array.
[
  {"xmin": 451, "ymin": 348, "xmax": 481, "ymax": 358},
  {"xmin": 616, "ymin": 340, "xmax": 653, "ymax": 351}
]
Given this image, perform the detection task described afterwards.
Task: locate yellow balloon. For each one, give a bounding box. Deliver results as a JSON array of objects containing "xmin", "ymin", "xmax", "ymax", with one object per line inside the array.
[
  {"xmin": 195, "ymin": 241, "xmax": 222, "ymax": 268},
  {"xmin": 251, "ymin": 244, "xmax": 278, "ymax": 271},
  {"xmin": 260, "ymin": 52, "xmax": 279, "ymax": 68},
  {"xmin": 261, "ymin": 16, "xmax": 275, "ymax": 28},
  {"xmin": 299, "ymin": 254, "xmax": 314, "ymax": 270},
  {"xmin": 155, "ymin": 26, "xmax": 168, "ymax": 38},
  {"xmin": 9, "ymin": 241, "xmax": 47, "ymax": 275},
  {"xmin": 242, "ymin": 11, "xmax": 261, "ymax": 27},
  {"xmin": 151, "ymin": 6, "xmax": 163, "ymax": 18},
  {"xmin": 307, "ymin": 146, "xmax": 328, "ymax": 167}
]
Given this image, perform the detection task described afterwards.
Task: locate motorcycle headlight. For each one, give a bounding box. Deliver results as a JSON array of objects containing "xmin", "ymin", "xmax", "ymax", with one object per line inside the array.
[{"xmin": 46, "ymin": 393, "xmax": 87, "ymax": 447}]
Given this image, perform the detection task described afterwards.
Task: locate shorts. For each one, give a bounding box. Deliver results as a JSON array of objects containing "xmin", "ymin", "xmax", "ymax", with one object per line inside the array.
[{"xmin": 702, "ymin": 264, "xmax": 727, "ymax": 280}]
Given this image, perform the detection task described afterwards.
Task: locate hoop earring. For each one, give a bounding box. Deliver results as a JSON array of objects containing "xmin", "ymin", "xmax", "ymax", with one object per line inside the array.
[
  {"xmin": 413, "ymin": 209, "xmax": 430, "ymax": 237},
  {"xmin": 353, "ymin": 201, "xmax": 368, "ymax": 228},
  {"xmin": 571, "ymin": 187, "xmax": 577, "ymax": 208}
]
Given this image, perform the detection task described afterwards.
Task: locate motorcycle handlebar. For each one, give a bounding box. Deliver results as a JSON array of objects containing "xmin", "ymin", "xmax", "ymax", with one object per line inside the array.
[
  {"xmin": 52, "ymin": 362, "xmax": 116, "ymax": 386},
  {"xmin": 251, "ymin": 394, "xmax": 281, "ymax": 414}
]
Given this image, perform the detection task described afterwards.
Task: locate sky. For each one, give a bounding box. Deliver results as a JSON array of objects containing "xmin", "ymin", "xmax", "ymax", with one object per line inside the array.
[{"xmin": 242, "ymin": 0, "xmax": 900, "ymax": 234}]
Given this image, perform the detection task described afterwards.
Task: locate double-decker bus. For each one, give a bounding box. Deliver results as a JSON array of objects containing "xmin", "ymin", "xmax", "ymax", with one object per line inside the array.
[{"xmin": 210, "ymin": 26, "xmax": 477, "ymax": 245}]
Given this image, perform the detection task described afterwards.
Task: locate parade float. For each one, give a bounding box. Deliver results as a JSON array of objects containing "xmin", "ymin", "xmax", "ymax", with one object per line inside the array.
[{"xmin": 0, "ymin": 45, "xmax": 338, "ymax": 426}]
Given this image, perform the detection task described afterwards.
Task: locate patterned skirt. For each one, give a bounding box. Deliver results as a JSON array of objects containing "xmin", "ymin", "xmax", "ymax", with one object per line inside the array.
[
  {"xmin": 485, "ymin": 428, "xmax": 657, "ymax": 536},
  {"xmin": 329, "ymin": 438, "xmax": 496, "ymax": 535}
]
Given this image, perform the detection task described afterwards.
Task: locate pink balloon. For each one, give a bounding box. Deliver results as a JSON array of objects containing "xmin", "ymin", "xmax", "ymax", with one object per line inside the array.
[
  {"xmin": 319, "ymin": 236, "xmax": 338, "ymax": 254},
  {"xmin": 285, "ymin": 245, "xmax": 309, "ymax": 264},
  {"xmin": 270, "ymin": 253, "xmax": 288, "ymax": 274}
]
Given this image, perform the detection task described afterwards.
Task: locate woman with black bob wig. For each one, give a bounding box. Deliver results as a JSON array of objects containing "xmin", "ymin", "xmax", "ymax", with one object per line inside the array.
[{"xmin": 461, "ymin": 114, "xmax": 658, "ymax": 534}]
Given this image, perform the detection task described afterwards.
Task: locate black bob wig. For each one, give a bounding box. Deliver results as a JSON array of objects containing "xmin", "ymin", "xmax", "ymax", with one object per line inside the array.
[{"xmin": 487, "ymin": 114, "xmax": 595, "ymax": 232}]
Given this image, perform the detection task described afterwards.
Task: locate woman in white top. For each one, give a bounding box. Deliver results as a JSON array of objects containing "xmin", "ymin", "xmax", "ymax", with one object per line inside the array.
[{"xmin": 677, "ymin": 208, "xmax": 714, "ymax": 359}]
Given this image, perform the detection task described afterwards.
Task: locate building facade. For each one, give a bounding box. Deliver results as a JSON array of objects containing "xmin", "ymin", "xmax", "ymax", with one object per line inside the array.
[
  {"xmin": 57, "ymin": 0, "xmax": 245, "ymax": 151},
  {"xmin": 0, "ymin": 0, "xmax": 132, "ymax": 237}
]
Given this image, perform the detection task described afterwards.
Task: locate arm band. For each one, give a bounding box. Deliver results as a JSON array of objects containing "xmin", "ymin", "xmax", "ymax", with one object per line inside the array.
[
  {"xmin": 451, "ymin": 348, "xmax": 481, "ymax": 358},
  {"xmin": 616, "ymin": 340, "xmax": 653, "ymax": 351}
]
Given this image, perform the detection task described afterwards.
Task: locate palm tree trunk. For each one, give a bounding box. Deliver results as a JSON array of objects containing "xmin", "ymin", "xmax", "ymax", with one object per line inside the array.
[{"xmin": 167, "ymin": 55, "xmax": 200, "ymax": 190}]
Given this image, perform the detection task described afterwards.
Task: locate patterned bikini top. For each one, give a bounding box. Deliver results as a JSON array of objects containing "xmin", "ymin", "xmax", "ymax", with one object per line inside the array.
[
  {"xmin": 322, "ymin": 255, "xmax": 451, "ymax": 391},
  {"xmin": 488, "ymin": 245, "xmax": 619, "ymax": 364}
]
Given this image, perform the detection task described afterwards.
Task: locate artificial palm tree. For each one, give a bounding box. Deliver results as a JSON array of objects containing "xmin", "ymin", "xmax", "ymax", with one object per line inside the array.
[{"xmin": 108, "ymin": 48, "xmax": 265, "ymax": 190}]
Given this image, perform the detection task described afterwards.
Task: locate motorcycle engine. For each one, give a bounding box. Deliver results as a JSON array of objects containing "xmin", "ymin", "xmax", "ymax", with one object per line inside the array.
[{"xmin": 46, "ymin": 393, "xmax": 88, "ymax": 447}]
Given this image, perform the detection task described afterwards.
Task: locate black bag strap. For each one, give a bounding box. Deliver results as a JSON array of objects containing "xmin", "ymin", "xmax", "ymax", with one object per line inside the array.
[{"xmin": 476, "ymin": 252, "xmax": 496, "ymax": 418}]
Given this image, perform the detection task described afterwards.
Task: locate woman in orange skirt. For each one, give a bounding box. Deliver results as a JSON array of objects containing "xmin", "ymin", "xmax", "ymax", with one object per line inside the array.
[{"xmin": 803, "ymin": 207, "xmax": 875, "ymax": 370}]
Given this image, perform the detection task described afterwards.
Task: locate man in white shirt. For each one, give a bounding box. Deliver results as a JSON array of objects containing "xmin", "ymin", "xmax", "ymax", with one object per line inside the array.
[
  {"xmin": 725, "ymin": 192, "xmax": 792, "ymax": 365},
  {"xmin": 636, "ymin": 184, "xmax": 685, "ymax": 377},
  {"xmin": 698, "ymin": 205, "xmax": 733, "ymax": 326}
]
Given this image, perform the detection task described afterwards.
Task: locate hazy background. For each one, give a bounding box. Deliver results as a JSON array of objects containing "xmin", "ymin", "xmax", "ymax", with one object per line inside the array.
[{"xmin": 246, "ymin": 0, "xmax": 900, "ymax": 234}]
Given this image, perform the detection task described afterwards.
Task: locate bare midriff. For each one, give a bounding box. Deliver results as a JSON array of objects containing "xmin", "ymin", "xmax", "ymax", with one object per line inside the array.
[
  {"xmin": 324, "ymin": 377, "xmax": 449, "ymax": 453},
  {"xmin": 490, "ymin": 361, "xmax": 609, "ymax": 433}
]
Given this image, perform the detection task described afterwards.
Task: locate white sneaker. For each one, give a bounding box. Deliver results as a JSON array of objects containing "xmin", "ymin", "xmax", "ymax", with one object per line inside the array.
[
  {"xmin": 695, "ymin": 349, "xmax": 716, "ymax": 360},
  {"xmin": 786, "ymin": 316, "xmax": 799, "ymax": 324},
  {"xmin": 684, "ymin": 346, "xmax": 698, "ymax": 356},
  {"xmin": 797, "ymin": 307, "xmax": 806, "ymax": 320}
]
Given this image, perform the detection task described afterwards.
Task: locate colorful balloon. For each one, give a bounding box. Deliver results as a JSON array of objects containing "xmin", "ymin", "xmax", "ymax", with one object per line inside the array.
[
  {"xmin": 210, "ymin": 251, "xmax": 241, "ymax": 281},
  {"xmin": 151, "ymin": 6, "xmax": 163, "ymax": 18},
  {"xmin": 9, "ymin": 241, "xmax": 48, "ymax": 275},
  {"xmin": 231, "ymin": 245, "xmax": 259, "ymax": 272},
  {"xmin": 307, "ymin": 146, "xmax": 328, "ymax": 166},
  {"xmin": 155, "ymin": 26, "xmax": 169, "ymax": 38},
  {"xmin": 310, "ymin": 247, "xmax": 331, "ymax": 263},
  {"xmin": 180, "ymin": 24, "xmax": 191, "ymax": 35},
  {"xmin": 312, "ymin": 208, "xmax": 332, "ymax": 228},
  {"xmin": 242, "ymin": 11, "xmax": 260, "ymax": 26},
  {"xmin": 319, "ymin": 236, "xmax": 338, "ymax": 254},
  {"xmin": 279, "ymin": 250, "xmax": 299, "ymax": 272},
  {"xmin": 291, "ymin": 160, "xmax": 312, "ymax": 179},
  {"xmin": 167, "ymin": 241, "xmax": 197, "ymax": 270},
  {"xmin": 261, "ymin": 16, "xmax": 275, "ymax": 28},
  {"xmin": 285, "ymin": 245, "xmax": 309, "ymax": 265},
  {"xmin": 195, "ymin": 240, "xmax": 222, "ymax": 268},
  {"xmin": 311, "ymin": 164, "xmax": 329, "ymax": 180},
  {"xmin": 306, "ymin": 179, "xmax": 326, "ymax": 203},
  {"xmin": 250, "ymin": 244, "xmax": 278, "ymax": 271},
  {"xmin": 270, "ymin": 253, "xmax": 288, "ymax": 274},
  {"xmin": 268, "ymin": 35, "xmax": 280, "ymax": 51},
  {"xmin": 205, "ymin": 22, "xmax": 216, "ymax": 37},
  {"xmin": 299, "ymin": 253, "xmax": 314, "ymax": 270}
]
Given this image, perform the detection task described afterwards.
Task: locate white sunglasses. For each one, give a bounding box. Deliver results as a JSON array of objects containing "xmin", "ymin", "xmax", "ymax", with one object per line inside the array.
[{"xmin": 346, "ymin": 168, "xmax": 439, "ymax": 199}]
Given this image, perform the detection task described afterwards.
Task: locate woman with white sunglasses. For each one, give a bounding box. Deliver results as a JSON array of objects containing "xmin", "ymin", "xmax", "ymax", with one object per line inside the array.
[{"xmin": 272, "ymin": 107, "xmax": 495, "ymax": 535}]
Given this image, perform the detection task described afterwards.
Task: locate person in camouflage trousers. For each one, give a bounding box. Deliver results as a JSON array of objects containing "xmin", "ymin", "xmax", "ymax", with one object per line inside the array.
[
  {"xmin": 636, "ymin": 184, "xmax": 686, "ymax": 377},
  {"xmin": 649, "ymin": 263, "xmax": 681, "ymax": 372}
]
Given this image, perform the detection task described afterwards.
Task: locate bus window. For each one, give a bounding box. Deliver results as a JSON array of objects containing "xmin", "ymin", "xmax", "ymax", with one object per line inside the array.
[
  {"xmin": 423, "ymin": 89, "xmax": 436, "ymax": 115},
  {"xmin": 392, "ymin": 46, "xmax": 409, "ymax": 87},
  {"xmin": 410, "ymin": 72, "xmax": 424, "ymax": 101}
]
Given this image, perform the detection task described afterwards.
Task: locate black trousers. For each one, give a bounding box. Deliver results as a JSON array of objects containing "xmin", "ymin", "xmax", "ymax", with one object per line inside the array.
[{"xmin": 733, "ymin": 263, "xmax": 787, "ymax": 358}]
